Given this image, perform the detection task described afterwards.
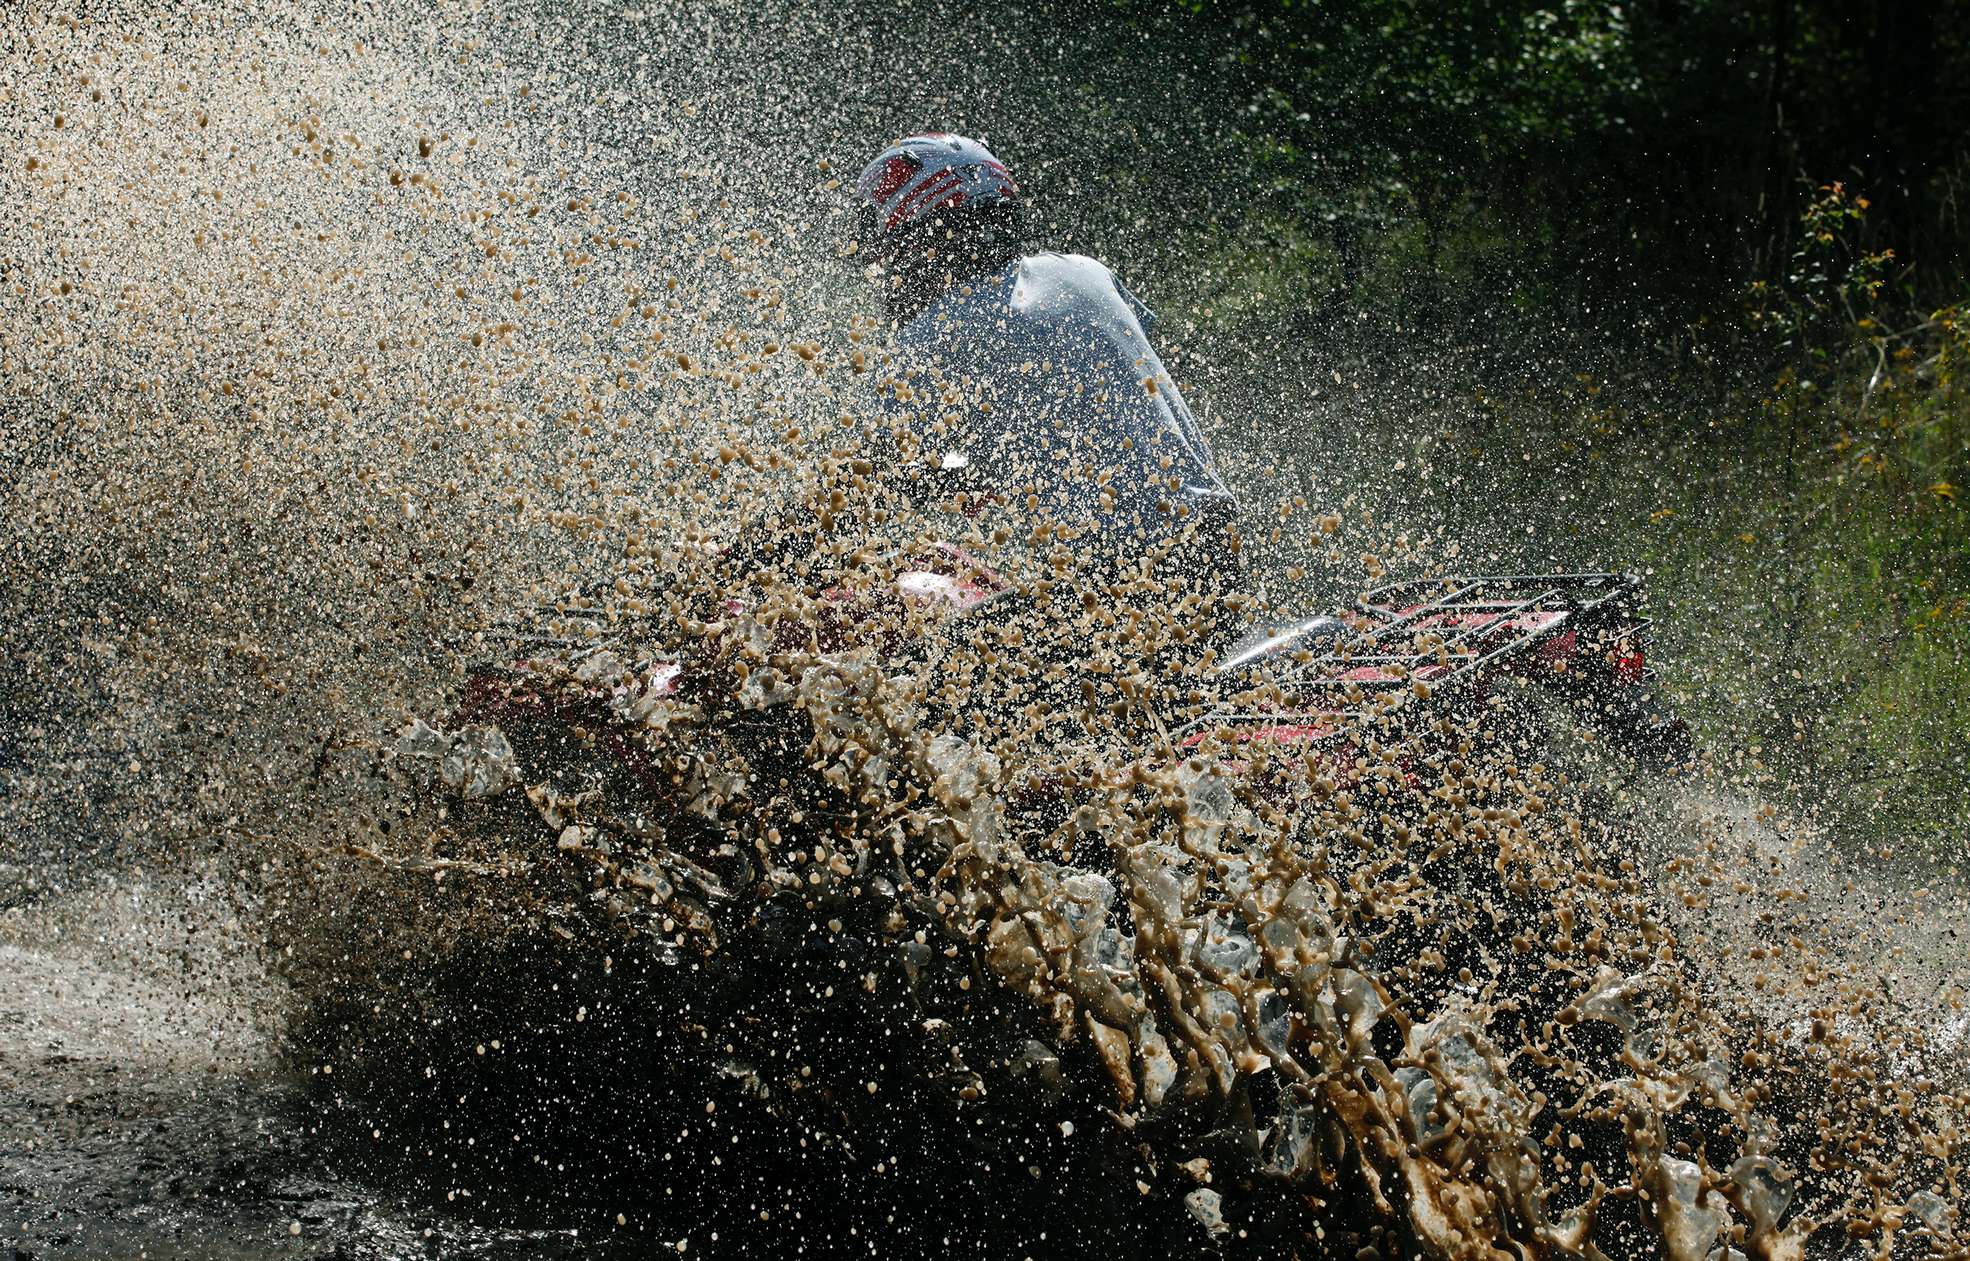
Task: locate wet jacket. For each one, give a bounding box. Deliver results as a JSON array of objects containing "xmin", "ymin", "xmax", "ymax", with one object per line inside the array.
[{"xmin": 881, "ymin": 252, "xmax": 1236, "ymax": 558}]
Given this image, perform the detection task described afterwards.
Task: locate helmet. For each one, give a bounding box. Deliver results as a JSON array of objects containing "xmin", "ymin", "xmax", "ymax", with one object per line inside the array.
[{"xmin": 854, "ymin": 133, "xmax": 1020, "ymax": 258}]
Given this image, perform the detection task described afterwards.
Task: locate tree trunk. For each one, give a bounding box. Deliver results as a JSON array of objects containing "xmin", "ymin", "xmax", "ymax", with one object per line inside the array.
[
  {"xmin": 1755, "ymin": 0, "xmax": 1795, "ymax": 280},
  {"xmin": 1863, "ymin": 0, "xmax": 1941, "ymax": 235}
]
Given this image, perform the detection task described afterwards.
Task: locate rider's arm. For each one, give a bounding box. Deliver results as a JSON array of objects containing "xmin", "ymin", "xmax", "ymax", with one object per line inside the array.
[{"xmin": 1105, "ymin": 267, "xmax": 1233, "ymax": 504}]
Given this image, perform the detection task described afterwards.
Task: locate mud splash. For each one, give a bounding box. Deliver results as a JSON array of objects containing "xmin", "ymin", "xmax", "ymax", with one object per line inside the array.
[{"xmin": 299, "ymin": 547, "xmax": 1965, "ymax": 1257}]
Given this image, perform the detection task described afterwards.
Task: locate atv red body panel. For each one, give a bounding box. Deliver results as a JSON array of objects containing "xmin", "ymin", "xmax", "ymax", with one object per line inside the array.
[{"xmin": 457, "ymin": 560, "xmax": 1685, "ymax": 803}]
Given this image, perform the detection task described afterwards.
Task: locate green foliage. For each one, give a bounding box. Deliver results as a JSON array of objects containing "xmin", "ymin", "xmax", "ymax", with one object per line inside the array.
[
  {"xmin": 1632, "ymin": 194, "xmax": 1966, "ymax": 851},
  {"xmin": 1142, "ymin": 0, "xmax": 1969, "ymax": 341},
  {"xmin": 1090, "ymin": 2, "xmax": 1969, "ymax": 851},
  {"xmin": 1748, "ymin": 183, "xmax": 1903, "ymax": 363},
  {"xmin": 1176, "ymin": 160, "xmax": 1969, "ymax": 853},
  {"xmin": 1638, "ymin": 357, "xmax": 1968, "ymax": 851}
]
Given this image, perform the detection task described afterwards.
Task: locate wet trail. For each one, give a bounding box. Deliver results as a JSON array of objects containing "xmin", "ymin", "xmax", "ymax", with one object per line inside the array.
[
  {"xmin": 1641, "ymin": 787, "xmax": 1970, "ymax": 1067},
  {"xmin": 5, "ymin": 802, "xmax": 1959, "ymax": 1260},
  {"xmin": 0, "ymin": 887, "xmax": 628, "ymax": 1259},
  {"xmin": 1, "ymin": 933, "xmax": 318, "ymax": 1260}
]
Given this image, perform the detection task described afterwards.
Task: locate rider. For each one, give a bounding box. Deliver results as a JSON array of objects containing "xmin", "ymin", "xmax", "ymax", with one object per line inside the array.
[{"xmin": 853, "ymin": 132, "xmax": 1241, "ymax": 596}]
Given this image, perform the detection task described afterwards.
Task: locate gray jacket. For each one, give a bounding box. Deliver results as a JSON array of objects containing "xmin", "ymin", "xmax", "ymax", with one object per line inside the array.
[{"xmin": 883, "ymin": 252, "xmax": 1236, "ymax": 553}]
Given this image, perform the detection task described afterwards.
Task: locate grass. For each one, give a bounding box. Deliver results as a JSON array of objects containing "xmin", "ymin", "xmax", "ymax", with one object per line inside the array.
[
  {"xmin": 1171, "ymin": 183, "xmax": 1968, "ymax": 860},
  {"xmin": 1632, "ymin": 315, "xmax": 1970, "ymax": 857}
]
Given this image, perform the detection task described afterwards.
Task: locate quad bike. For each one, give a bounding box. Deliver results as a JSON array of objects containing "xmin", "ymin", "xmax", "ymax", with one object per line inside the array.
[
  {"xmin": 399, "ymin": 544, "xmax": 1695, "ymax": 1009},
  {"xmin": 429, "ymin": 545, "xmax": 1691, "ymax": 814},
  {"xmin": 369, "ymin": 542, "xmax": 1759, "ymax": 1260}
]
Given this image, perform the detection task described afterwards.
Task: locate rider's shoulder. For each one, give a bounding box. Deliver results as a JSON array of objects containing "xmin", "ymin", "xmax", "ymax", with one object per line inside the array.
[
  {"xmin": 1014, "ymin": 251, "xmax": 1114, "ymax": 289},
  {"xmin": 1010, "ymin": 252, "xmax": 1127, "ymax": 315}
]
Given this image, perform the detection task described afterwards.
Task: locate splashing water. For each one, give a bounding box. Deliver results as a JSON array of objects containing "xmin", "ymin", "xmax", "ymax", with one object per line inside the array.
[{"xmin": 3, "ymin": 3, "xmax": 1964, "ymax": 1259}]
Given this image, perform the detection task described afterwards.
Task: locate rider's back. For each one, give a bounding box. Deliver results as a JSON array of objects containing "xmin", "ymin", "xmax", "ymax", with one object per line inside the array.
[{"xmin": 887, "ymin": 251, "xmax": 1234, "ymax": 555}]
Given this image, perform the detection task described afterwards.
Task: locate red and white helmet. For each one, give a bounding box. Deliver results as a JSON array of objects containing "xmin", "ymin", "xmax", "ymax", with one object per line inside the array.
[{"xmin": 854, "ymin": 132, "xmax": 1020, "ymax": 256}]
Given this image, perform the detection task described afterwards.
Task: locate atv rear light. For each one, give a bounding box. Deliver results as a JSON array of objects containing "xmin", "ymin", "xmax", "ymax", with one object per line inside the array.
[{"xmin": 1612, "ymin": 642, "xmax": 1647, "ymax": 684}]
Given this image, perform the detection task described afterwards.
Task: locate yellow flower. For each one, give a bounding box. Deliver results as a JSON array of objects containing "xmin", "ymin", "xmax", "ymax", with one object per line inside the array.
[{"xmin": 1932, "ymin": 482, "xmax": 1957, "ymax": 500}]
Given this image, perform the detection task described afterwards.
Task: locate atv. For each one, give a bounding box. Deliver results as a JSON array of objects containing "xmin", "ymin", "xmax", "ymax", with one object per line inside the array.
[
  {"xmin": 429, "ymin": 548, "xmax": 1690, "ymax": 811},
  {"xmin": 362, "ymin": 539, "xmax": 1842, "ymax": 1261}
]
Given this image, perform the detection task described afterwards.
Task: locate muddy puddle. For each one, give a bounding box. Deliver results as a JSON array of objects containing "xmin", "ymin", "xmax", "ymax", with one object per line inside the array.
[{"xmin": 0, "ymin": 882, "xmax": 646, "ymax": 1260}]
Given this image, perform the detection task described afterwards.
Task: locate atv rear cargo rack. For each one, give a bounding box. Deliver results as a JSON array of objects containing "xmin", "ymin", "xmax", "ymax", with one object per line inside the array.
[
  {"xmin": 1308, "ymin": 570, "xmax": 1651, "ymax": 691},
  {"xmin": 1184, "ymin": 573, "xmax": 1656, "ymax": 746}
]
